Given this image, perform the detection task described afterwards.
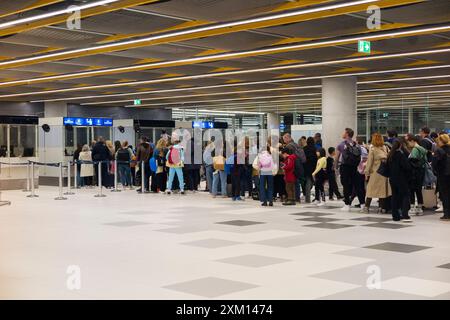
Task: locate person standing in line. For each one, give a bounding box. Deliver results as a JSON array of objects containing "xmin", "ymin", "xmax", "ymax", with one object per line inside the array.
[
  {"xmin": 314, "ymin": 133, "xmax": 323, "ymax": 149},
  {"xmin": 166, "ymin": 139, "xmax": 185, "ymax": 195},
  {"xmin": 79, "ymin": 144, "xmax": 93, "ymax": 187},
  {"xmin": 335, "ymin": 128, "xmax": 362, "ymax": 211},
  {"xmin": 432, "ymin": 134, "xmax": 450, "ymax": 221},
  {"xmin": 184, "ymin": 138, "xmax": 201, "ymax": 192},
  {"xmin": 361, "ymin": 133, "xmax": 391, "ymax": 213},
  {"xmin": 136, "ymin": 136, "xmax": 152, "ymax": 193},
  {"xmin": 419, "ymin": 126, "xmax": 436, "ymax": 163},
  {"xmin": 282, "ymin": 133, "xmax": 306, "ymax": 203},
  {"xmin": 116, "ymin": 141, "xmax": 133, "ymax": 189},
  {"xmin": 212, "ymin": 150, "xmax": 227, "ymax": 198},
  {"xmin": 225, "ymin": 145, "xmax": 245, "ymax": 201},
  {"xmin": 405, "ymin": 134, "xmax": 427, "ymax": 215},
  {"xmin": 303, "ymin": 137, "xmax": 318, "ymax": 203},
  {"xmin": 387, "ymin": 138, "xmax": 413, "ymax": 222},
  {"xmin": 385, "ymin": 129, "xmax": 398, "ymax": 148},
  {"xmin": 73, "ymin": 144, "xmax": 83, "ymax": 188},
  {"xmin": 312, "ymin": 147, "xmax": 327, "ymax": 206},
  {"xmin": 203, "ymin": 141, "xmax": 215, "ymax": 194},
  {"xmin": 281, "ymin": 147, "xmax": 297, "ymax": 206},
  {"xmin": 353, "ymin": 137, "xmax": 368, "ymax": 208},
  {"xmin": 254, "ymin": 145, "xmax": 277, "ymax": 207},
  {"xmin": 91, "ymin": 137, "xmax": 112, "ymax": 188},
  {"xmin": 154, "ymin": 138, "xmax": 168, "ymax": 193},
  {"xmin": 326, "ymin": 147, "xmax": 342, "ymax": 200},
  {"xmin": 298, "ymin": 136, "xmax": 307, "ymax": 148}
]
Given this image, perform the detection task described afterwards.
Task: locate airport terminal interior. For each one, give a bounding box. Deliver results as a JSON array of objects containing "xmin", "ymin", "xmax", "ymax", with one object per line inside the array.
[{"xmin": 0, "ymin": 0, "xmax": 449, "ymax": 301}]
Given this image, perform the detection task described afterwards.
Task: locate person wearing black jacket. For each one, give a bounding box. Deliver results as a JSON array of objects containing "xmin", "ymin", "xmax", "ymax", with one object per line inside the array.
[
  {"xmin": 91, "ymin": 137, "xmax": 112, "ymax": 187},
  {"xmin": 387, "ymin": 138, "xmax": 413, "ymax": 222},
  {"xmin": 419, "ymin": 126, "xmax": 435, "ymax": 162},
  {"xmin": 136, "ymin": 136, "xmax": 153, "ymax": 193},
  {"xmin": 73, "ymin": 144, "xmax": 83, "ymax": 188},
  {"xmin": 432, "ymin": 134, "xmax": 450, "ymax": 220},
  {"xmin": 303, "ymin": 137, "xmax": 318, "ymax": 203}
]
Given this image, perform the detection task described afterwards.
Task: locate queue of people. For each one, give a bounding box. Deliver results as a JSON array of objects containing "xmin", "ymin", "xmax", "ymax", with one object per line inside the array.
[{"xmin": 73, "ymin": 127, "xmax": 450, "ymax": 223}]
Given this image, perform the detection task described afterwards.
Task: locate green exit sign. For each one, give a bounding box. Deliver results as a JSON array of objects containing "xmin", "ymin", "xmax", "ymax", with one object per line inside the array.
[
  {"xmin": 358, "ymin": 40, "xmax": 371, "ymax": 53},
  {"xmin": 134, "ymin": 99, "xmax": 141, "ymax": 105}
]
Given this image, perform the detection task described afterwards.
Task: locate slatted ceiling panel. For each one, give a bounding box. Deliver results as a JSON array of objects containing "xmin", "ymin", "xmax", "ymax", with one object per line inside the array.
[
  {"xmin": 55, "ymin": 54, "xmax": 139, "ymax": 68},
  {"xmin": 0, "ymin": 0, "xmax": 35, "ymax": 16},
  {"xmin": 181, "ymin": 31, "xmax": 280, "ymax": 51},
  {"xmin": 380, "ymin": 0, "xmax": 450, "ymax": 24},
  {"xmin": 79, "ymin": 9, "xmax": 180, "ymax": 35},
  {"xmin": 136, "ymin": 0, "xmax": 288, "ymax": 21},
  {"xmin": 105, "ymin": 43, "xmax": 206, "ymax": 60},
  {"xmin": 5, "ymin": 27, "xmax": 107, "ymax": 48},
  {"xmin": 8, "ymin": 62, "xmax": 84, "ymax": 74},
  {"xmin": 261, "ymin": 46, "xmax": 353, "ymax": 62},
  {"xmin": 370, "ymin": 36, "xmax": 450, "ymax": 53},
  {"xmin": 0, "ymin": 42, "xmax": 47, "ymax": 57}
]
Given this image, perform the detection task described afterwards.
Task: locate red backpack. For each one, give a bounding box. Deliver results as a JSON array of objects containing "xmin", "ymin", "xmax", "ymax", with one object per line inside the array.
[{"xmin": 168, "ymin": 146, "xmax": 180, "ymax": 165}]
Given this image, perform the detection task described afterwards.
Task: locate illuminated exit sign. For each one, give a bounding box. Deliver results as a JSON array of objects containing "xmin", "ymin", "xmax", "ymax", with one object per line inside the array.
[
  {"xmin": 134, "ymin": 99, "xmax": 141, "ymax": 105},
  {"xmin": 358, "ymin": 40, "xmax": 371, "ymax": 53}
]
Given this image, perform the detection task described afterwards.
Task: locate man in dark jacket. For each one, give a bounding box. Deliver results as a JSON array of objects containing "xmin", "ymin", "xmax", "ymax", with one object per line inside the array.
[
  {"xmin": 91, "ymin": 137, "xmax": 112, "ymax": 187},
  {"xmin": 419, "ymin": 126, "xmax": 435, "ymax": 162},
  {"xmin": 136, "ymin": 136, "xmax": 153, "ymax": 193}
]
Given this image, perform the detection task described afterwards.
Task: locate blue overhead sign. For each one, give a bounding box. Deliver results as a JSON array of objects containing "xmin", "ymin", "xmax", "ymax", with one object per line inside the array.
[
  {"xmin": 63, "ymin": 117, "xmax": 113, "ymax": 127},
  {"xmin": 192, "ymin": 121, "xmax": 214, "ymax": 129}
]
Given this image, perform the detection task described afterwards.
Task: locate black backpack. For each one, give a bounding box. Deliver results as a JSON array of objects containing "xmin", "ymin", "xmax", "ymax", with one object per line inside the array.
[
  {"xmin": 294, "ymin": 157, "xmax": 304, "ymax": 178},
  {"xmin": 342, "ymin": 142, "xmax": 361, "ymax": 167},
  {"xmin": 116, "ymin": 148, "xmax": 131, "ymax": 162}
]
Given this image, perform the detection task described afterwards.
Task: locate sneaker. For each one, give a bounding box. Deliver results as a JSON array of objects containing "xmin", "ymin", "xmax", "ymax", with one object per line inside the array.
[
  {"xmin": 359, "ymin": 207, "xmax": 369, "ymax": 214},
  {"xmin": 316, "ymin": 202, "xmax": 324, "ymax": 207},
  {"xmin": 340, "ymin": 205, "xmax": 351, "ymax": 212},
  {"xmin": 328, "ymin": 197, "xmax": 334, "ymax": 201},
  {"xmin": 435, "ymin": 206, "xmax": 443, "ymax": 212},
  {"xmin": 408, "ymin": 207, "xmax": 417, "ymax": 215},
  {"xmin": 166, "ymin": 190, "xmax": 172, "ymax": 195},
  {"xmin": 261, "ymin": 202, "xmax": 267, "ymax": 207},
  {"xmin": 440, "ymin": 216, "xmax": 450, "ymax": 221},
  {"xmin": 180, "ymin": 191, "xmax": 185, "ymax": 195},
  {"xmin": 415, "ymin": 206, "xmax": 424, "ymax": 216},
  {"xmin": 269, "ymin": 202, "xmax": 273, "ymax": 207}
]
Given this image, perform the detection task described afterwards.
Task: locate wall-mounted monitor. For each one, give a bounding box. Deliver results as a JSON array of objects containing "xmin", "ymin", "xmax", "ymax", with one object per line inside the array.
[{"xmin": 63, "ymin": 117, "xmax": 113, "ymax": 127}]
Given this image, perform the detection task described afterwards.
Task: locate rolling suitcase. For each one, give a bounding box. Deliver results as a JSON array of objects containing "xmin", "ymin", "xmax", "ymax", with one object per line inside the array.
[{"xmin": 422, "ymin": 186, "xmax": 438, "ymax": 209}]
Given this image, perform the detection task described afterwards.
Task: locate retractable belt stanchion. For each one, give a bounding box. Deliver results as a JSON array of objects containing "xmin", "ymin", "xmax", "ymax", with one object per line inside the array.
[
  {"xmin": 139, "ymin": 161, "xmax": 146, "ymax": 193},
  {"xmin": 64, "ymin": 161, "xmax": 75, "ymax": 195},
  {"xmin": 94, "ymin": 161, "xmax": 106, "ymax": 198},
  {"xmin": 55, "ymin": 162, "xmax": 67, "ymax": 200},
  {"xmin": 22, "ymin": 162, "xmax": 30, "ymax": 192},
  {"xmin": 0, "ymin": 190, "xmax": 11, "ymax": 206},
  {"xmin": 27, "ymin": 161, "xmax": 38, "ymax": 198},
  {"xmin": 73, "ymin": 160, "xmax": 78, "ymax": 190},
  {"xmin": 111, "ymin": 160, "xmax": 121, "ymax": 192}
]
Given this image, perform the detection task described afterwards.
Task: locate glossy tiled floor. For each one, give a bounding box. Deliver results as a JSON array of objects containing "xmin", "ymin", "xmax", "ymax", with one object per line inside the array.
[{"xmin": 0, "ymin": 186, "xmax": 449, "ymax": 300}]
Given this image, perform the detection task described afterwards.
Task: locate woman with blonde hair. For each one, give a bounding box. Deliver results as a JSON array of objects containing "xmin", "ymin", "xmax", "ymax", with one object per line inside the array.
[
  {"xmin": 432, "ymin": 133, "xmax": 450, "ymax": 220},
  {"xmin": 361, "ymin": 133, "xmax": 391, "ymax": 213},
  {"xmin": 79, "ymin": 144, "xmax": 93, "ymax": 186}
]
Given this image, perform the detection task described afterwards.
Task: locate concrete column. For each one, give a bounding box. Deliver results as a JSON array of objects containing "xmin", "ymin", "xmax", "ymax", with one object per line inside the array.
[
  {"xmin": 266, "ymin": 112, "xmax": 279, "ymax": 130},
  {"xmin": 44, "ymin": 102, "xmax": 67, "ymax": 117},
  {"xmin": 322, "ymin": 76, "xmax": 357, "ymax": 149}
]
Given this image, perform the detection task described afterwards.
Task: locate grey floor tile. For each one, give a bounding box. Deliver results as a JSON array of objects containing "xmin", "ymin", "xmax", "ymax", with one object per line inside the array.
[
  {"xmin": 303, "ymin": 223, "xmax": 355, "ymax": 229},
  {"xmin": 352, "ymin": 217, "xmax": 392, "ymax": 222},
  {"xmin": 297, "ymin": 217, "xmax": 341, "ymax": 223},
  {"xmin": 216, "ymin": 220, "xmax": 266, "ymax": 226},
  {"xmin": 290, "ymin": 212, "xmax": 334, "ymax": 217},
  {"xmin": 216, "ymin": 254, "xmax": 291, "ymax": 268},
  {"xmin": 362, "ymin": 222, "xmax": 412, "ymax": 229},
  {"xmin": 364, "ymin": 242, "xmax": 432, "ymax": 253},
  {"xmin": 437, "ymin": 263, "xmax": 450, "ymax": 269},
  {"xmin": 103, "ymin": 221, "xmax": 150, "ymax": 227},
  {"xmin": 320, "ymin": 287, "xmax": 429, "ymax": 300},
  {"xmin": 181, "ymin": 238, "xmax": 241, "ymax": 249},
  {"xmin": 304, "ymin": 205, "xmax": 342, "ymax": 210},
  {"xmin": 163, "ymin": 277, "xmax": 258, "ymax": 298},
  {"xmin": 253, "ymin": 235, "xmax": 311, "ymax": 248}
]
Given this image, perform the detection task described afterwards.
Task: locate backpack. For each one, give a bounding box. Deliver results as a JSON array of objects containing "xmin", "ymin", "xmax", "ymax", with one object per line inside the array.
[
  {"xmin": 342, "ymin": 141, "xmax": 361, "ymax": 167},
  {"xmin": 294, "ymin": 157, "xmax": 304, "ymax": 178},
  {"xmin": 168, "ymin": 146, "xmax": 180, "ymax": 165},
  {"xmin": 423, "ymin": 162, "xmax": 437, "ymax": 186},
  {"xmin": 116, "ymin": 148, "xmax": 131, "ymax": 163},
  {"xmin": 259, "ymin": 152, "xmax": 273, "ymax": 169},
  {"xmin": 149, "ymin": 157, "xmax": 157, "ymax": 172}
]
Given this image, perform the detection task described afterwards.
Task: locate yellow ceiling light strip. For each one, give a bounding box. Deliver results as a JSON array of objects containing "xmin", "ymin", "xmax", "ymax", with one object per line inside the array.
[
  {"xmin": 0, "ymin": 0, "xmax": 161, "ymax": 37},
  {"xmin": 0, "ymin": 0, "xmax": 63, "ymax": 19},
  {"xmin": 99, "ymin": 20, "xmax": 211, "ymax": 43},
  {"xmin": 1, "ymin": 43, "xmax": 448, "ymax": 89},
  {"xmin": 0, "ymin": 0, "xmax": 422, "ymax": 69}
]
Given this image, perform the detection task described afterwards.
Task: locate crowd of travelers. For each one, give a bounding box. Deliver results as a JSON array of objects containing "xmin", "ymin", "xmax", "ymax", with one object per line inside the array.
[{"xmin": 72, "ymin": 127, "xmax": 450, "ymax": 222}]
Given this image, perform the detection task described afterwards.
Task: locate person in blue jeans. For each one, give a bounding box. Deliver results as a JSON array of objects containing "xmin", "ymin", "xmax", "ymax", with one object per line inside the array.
[
  {"xmin": 212, "ymin": 154, "xmax": 227, "ymax": 197},
  {"xmin": 116, "ymin": 141, "xmax": 133, "ymax": 189},
  {"xmin": 254, "ymin": 146, "xmax": 276, "ymax": 206},
  {"xmin": 166, "ymin": 140, "xmax": 185, "ymax": 195},
  {"xmin": 203, "ymin": 141, "xmax": 215, "ymax": 193}
]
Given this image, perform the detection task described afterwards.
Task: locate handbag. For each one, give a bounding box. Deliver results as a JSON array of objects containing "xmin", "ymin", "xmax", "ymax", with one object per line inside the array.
[{"xmin": 377, "ymin": 159, "xmax": 390, "ymax": 178}]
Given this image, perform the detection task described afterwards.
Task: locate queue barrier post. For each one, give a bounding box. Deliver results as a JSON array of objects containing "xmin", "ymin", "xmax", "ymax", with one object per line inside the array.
[
  {"xmin": 26, "ymin": 162, "xmax": 38, "ymax": 198},
  {"xmin": 73, "ymin": 160, "xmax": 78, "ymax": 190},
  {"xmin": 22, "ymin": 162, "xmax": 30, "ymax": 192},
  {"xmin": 111, "ymin": 160, "xmax": 121, "ymax": 192},
  {"xmin": 139, "ymin": 160, "xmax": 146, "ymax": 193},
  {"xmin": 64, "ymin": 161, "xmax": 75, "ymax": 195},
  {"xmin": 0, "ymin": 190, "xmax": 11, "ymax": 206},
  {"xmin": 55, "ymin": 162, "xmax": 67, "ymax": 200},
  {"xmin": 94, "ymin": 161, "xmax": 106, "ymax": 198}
]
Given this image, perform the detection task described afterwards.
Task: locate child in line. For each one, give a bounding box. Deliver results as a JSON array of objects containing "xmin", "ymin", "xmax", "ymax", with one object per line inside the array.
[
  {"xmin": 166, "ymin": 139, "xmax": 185, "ymax": 195},
  {"xmin": 312, "ymin": 148, "xmax": 328, "ymax": 206},
  {"xmin": 281, "ymin": 147, "xmax": 297, "ymax": 206},
  {"xmin": 326, "ymin": 147, "xmax": 343, "ymax": 200}
]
